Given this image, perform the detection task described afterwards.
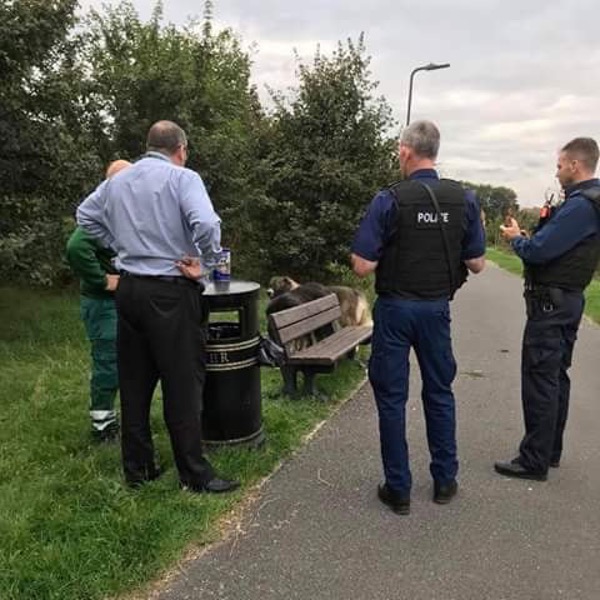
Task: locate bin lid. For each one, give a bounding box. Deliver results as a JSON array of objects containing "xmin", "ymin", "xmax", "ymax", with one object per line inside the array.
[{"xmin": 203, "ymin": 280, "xmax": 260, "ymax": 297}]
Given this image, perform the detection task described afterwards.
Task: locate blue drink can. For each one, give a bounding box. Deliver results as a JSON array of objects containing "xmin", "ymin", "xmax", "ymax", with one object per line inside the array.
[{"xmin": 212, "ymin": 248, "xmax": 231, "ymax": 281}]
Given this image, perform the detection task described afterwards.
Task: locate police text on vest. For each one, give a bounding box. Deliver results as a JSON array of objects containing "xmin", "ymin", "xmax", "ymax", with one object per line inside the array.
[{"xmin": 417, "ymin": 211, "xmax": 449, "ymax": 224}]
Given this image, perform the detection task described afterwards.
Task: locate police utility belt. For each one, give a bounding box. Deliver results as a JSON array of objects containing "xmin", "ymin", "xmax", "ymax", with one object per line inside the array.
[{"xmin": 523, "ymin": 283, "xmax": 573, "ymax": 314}]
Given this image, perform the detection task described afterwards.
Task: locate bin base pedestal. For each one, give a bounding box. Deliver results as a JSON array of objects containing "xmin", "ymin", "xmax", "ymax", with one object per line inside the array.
[
  {"xmin": 203, "ymin": 427, "xmax": 265, "ymax": 450},
  {"xmin": 202, "ymin": 360, "xmax": 263, "ymax": 449}
]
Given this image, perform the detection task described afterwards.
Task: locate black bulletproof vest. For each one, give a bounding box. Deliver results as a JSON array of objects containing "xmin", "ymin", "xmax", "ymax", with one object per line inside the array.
[
  {"xmin": 527, "ymin": 188, "xmax": 600, "ymax": 291},
  {"xmin": 375, "ymin": 179, "xmax": 467, "ymax": 299}
]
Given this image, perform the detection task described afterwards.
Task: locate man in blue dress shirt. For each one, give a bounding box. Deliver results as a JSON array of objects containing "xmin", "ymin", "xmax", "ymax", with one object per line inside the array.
[
  {"xmin": 77, "ymin": 120, "xmax": 239, "ymax": 493},
  {"xmin": 351, "ymin": 120, "xmax": 486, "ymax": 515},
  {"xmin": 496, "ymin": 137, "xmax": 600, "ymax": 481}
]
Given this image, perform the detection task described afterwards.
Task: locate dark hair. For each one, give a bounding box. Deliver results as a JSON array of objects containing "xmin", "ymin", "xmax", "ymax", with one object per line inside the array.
[
  {"xmin": 400, "ymin": 120, "xmax": 440, "ymax": 159},
  {"xmin": 146, "ymin": 120, "xmax": 187, "ymax": 154},
  {"xmin": 561, "ymin": 137, "xmax": 599, "ymax": 173}
]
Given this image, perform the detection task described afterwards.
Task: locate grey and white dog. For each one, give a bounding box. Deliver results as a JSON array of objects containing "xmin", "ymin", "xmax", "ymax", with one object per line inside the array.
[{"xmin": 267, "ymin": 276, "xmax": 372, "ymax": 327}]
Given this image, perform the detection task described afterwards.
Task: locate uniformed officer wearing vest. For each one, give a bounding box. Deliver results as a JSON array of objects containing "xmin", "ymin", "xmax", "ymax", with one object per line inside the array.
[
  {"xmin": 351, "ymin": 121, "xmax": 486, "ymax": 515},
  {"xmin": 496, "ymin": 137, "xmax": 600, "ymax": 481}
]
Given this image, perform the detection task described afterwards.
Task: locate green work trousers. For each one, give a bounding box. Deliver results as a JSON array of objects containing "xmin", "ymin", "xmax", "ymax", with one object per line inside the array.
[{"xmin": 80, "ymin": 296, "xmax": 118, "ymax": 432}]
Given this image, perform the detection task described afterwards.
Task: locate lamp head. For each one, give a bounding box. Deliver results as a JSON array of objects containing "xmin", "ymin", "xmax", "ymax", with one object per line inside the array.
[{"xmin": 425, "ymin": 62, "xmax": 450, "ymax": 71}]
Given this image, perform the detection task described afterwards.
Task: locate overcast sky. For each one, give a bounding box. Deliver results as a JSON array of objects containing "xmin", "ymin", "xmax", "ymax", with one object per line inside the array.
[{"xmin": 79, "ymin": 0, "xmax": 600, "ymax": 206}]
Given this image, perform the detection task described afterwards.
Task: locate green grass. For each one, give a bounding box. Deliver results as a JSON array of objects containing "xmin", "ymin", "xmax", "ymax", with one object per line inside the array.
[
  {"xmin": 0, "ymin": 286, "xmax": 367, "ymax": 600},
  {"xmin": 584, "ymin": 279, "xmax": 600, "ymax": 324},
  {"xmin": 485, "ymin": 246, "xmax": 523, "ymax": 277},
  {"xmin": 486, "ymin": 246, "xmax": 600, "ymax": 324}
]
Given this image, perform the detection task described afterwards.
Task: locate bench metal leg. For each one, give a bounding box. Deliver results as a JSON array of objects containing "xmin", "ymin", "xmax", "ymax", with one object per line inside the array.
[
  {"xmin": 302, "ymin": 370, "xmax": 317, "ymax": 397},
  {"xmin": 280, "ymin": 366, "xmax": 298, "ymax": 396},
  {"xmin": 301, "ymin": 370, "xmax": 330, "ymax": 401}
]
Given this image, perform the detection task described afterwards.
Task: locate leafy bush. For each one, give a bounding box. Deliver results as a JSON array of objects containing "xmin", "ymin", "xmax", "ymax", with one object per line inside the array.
[{"xmin": 248, "ymin": 36, "xmax": 398, "ymax": 283}]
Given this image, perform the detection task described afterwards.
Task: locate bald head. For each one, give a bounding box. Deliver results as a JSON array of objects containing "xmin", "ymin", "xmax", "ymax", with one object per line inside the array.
[
  {"xmin": 146, "ymin": 120, "xmax": 188, "ymax": 155},
  {"xmin": 105, "ymin": 159, "xmax": 131, "ymax": 179}
]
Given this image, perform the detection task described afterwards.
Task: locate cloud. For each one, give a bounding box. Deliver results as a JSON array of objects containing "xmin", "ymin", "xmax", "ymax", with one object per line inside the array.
[{"xmin": 78, "ymin": 0, "xmax": 600, "ymax": 205}]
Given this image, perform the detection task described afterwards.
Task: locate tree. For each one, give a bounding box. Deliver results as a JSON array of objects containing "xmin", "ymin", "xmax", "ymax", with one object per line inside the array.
[
  {"xmin": 1, "ymin": 4, "xmax": 401, "ymax": 286},
  {"xmin": 251, "ymin": 36, "xmax": 398, "ymax": 282},
  {"xmin": 463, "ymin": 181, "xmax": 518, "ymax": 221},
  {"xmin": 82, "ymin": 1, "xmax": 264, "ymax": 274},
  {"xmin": 0, "ymin": 0, "xmax": 103, "ymax": 285},
  {"xmin": 461, "ymin": 181, "xmax": 519, "ymax": 247}
]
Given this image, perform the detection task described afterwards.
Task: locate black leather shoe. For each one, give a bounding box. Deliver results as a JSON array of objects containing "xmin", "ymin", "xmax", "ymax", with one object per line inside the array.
[
  {"xmin": 181, "ymin": 477, "xmax": 240, "ymax": 494},
  {"xmin": 511, "ymin": 454, "xmax": 558, "ymax": 470},
  {"xmin": 377, "ymin": 483, "xmax": 410, "ymax": 515},
  {"xmin": 494, "ymin": 460, "xmax": 547, "ymax": 481},
  {"xmin": 433, "ymin": 480, "xmax": 458, "ymax": 504}
]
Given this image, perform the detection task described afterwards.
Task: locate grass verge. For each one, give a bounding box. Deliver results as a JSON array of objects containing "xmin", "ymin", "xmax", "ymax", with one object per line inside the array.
[
  {"xmin": 486, "ymin": 246, "xmax": 600, "ymax": 324},
  {"xmin": 0, "ymin": 286, "xmax": 367, "ymax": 600}
]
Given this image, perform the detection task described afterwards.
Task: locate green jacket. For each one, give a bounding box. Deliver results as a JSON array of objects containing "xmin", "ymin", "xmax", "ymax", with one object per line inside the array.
[{"xmin": 66, "ymin": 227, "xmax": 117, "ymax": 299}]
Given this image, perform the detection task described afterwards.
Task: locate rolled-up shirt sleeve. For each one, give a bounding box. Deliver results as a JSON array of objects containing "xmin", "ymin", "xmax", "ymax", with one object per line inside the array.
[
  {"xmin": 76, "ymin": 181, "xmax": 115, "ymax": 249},
  {"xmin": 351, "ymin": 191, "xmax": 394, "ymax": 261},
  {"xmin": 179, "ymin": 171, "xmax": 222, "ymax": 265},
  {"xmin": 461, "ymin": 190, "xmax": 486, "ymax": 260}
]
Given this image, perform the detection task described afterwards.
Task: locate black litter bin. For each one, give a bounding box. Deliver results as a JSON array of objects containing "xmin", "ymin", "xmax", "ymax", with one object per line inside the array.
[{"xmin": 202, "ymin": 280, "xmax": 264, "ymax": 448}]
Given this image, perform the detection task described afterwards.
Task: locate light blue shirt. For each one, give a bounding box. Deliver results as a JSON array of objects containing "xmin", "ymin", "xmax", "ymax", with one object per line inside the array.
[{"xmin": 76, "ymin": 152, "xmax": 221, "ymax": 276}]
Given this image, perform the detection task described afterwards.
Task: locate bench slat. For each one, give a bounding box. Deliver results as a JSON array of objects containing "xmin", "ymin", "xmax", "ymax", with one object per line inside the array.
[
  {"xmin": 294, "ymin": 325, "xmax": 371, "ymax": 357},
  {"xmin": 269, "ymin": 294, "xmax": 340, "ymax": 330},
  {"xmin": 287, "ymin": 325, "xmax": 372, "ymax": 366},
  {"xmin": 276, "ymin": 305, "xmax": 342, "ymax": 345}
]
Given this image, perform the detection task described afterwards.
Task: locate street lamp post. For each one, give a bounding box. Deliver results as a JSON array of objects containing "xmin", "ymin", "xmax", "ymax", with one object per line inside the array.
[{"xmin": 406, "ymin": 62, "xmax": 450, "ymax": 126}]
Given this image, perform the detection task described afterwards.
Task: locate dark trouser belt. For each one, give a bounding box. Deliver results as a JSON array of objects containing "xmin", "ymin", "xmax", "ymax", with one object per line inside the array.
[{"xmin": 120, "ymin": 270, "xmax": 204, "ymax": 291}]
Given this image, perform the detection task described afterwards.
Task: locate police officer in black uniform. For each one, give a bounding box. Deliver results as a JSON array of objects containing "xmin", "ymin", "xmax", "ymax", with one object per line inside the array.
[
  {"xmin": 351, "ymin": 120, "xmax": 486, "ymax": 515},
  {"xmin": 495, "ymin": 137, "xmax": 600, "ymax": 481}
]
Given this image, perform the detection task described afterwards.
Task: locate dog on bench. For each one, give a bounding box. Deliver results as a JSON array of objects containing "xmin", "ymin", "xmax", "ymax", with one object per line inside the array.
[
  {"xmin": 265, "ymin": 276, "xmax": 371, "ymax": 396},
  {"xmin": 267, "ymin": 276, "xmax": 372, "ymax": 328},
  {"xmin": 265, "ymin": 280, "xmax": 333, "ymax": 352}
]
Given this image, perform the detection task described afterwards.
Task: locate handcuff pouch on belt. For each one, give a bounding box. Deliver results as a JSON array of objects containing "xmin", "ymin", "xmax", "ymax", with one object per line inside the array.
[{"xmin": 524, "ymin": 283, "xmax": 562, "ymax": 315}]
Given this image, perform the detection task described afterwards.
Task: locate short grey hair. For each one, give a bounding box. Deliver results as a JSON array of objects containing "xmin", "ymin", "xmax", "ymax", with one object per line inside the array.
[
  {"xmin": 146, "ymin": 120, "xmax": 187, "ymax": 154},
  {"xmin": 400, "ymin": 120, "xmax": 440, "ymax": 159}
]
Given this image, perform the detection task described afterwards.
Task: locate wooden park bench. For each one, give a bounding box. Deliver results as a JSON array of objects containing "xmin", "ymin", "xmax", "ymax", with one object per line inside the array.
[{"xmin": 267, "ymin": 293, "xmax": 372, "ymax": 397}]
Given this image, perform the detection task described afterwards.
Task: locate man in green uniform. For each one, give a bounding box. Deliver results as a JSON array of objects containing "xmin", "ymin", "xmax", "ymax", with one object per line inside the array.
[{"xmin": 66, "ymin": 160, "xmax": 130, "ymax": 441}]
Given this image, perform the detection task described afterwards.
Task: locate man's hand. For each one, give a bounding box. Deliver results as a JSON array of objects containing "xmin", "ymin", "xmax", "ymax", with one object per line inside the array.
[
  {"xmin": 464, "ymin": 256, "xmax": 485, "ymax": 273},
  {"xmin": 351, "ymin": 253, "xmax": 378, "ymax": 278},
  {"xmin": 105, "ymin": 274, "xmax": 120, "ymax": 291},
  {"xmin": 499, "ymin": 217, "xmax": 522, "ymax": 241},
  {"xmin": 176, "ymin": 256, "xmax": 202, "ymax": 280}
]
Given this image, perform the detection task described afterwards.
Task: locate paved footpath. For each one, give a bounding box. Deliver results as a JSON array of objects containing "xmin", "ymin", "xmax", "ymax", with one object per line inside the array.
[{"xmin": 156, "ymin": 264, "xmax": 600, "ymax": 600}]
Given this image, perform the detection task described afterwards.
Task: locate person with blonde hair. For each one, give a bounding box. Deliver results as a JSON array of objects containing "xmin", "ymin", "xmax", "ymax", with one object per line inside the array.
[{"xmin": 66, "ymin": 159, "xmax": 130, "ymax": 441}]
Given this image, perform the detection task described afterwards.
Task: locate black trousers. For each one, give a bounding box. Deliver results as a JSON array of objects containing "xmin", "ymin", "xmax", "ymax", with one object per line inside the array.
[
  {"xmin": 115, "ymin": 275, "xmax": 214, "ymax": 486},
  {"xmin": 518, "ymin": 287, "xmax": 584, "ymax": 473}
]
